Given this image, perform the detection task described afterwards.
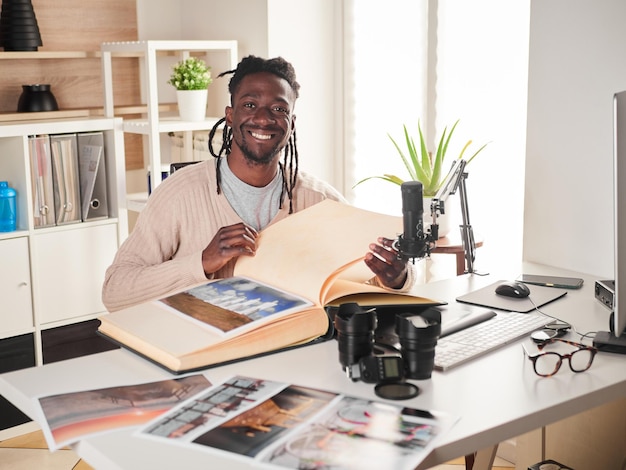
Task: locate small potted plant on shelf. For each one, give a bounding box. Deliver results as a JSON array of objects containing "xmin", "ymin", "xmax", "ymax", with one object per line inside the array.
[
  {"xmin": 354, "ymin": 119, "xmax": 489, "ymax": 236},
  {"xmin": 168, "ymin": 57, "xmax": 213, "ymax": 122}
]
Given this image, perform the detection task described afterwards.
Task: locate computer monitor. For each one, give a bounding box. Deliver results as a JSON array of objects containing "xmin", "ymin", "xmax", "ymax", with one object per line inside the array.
[
  {"xmin": 612, "ymin": 91, "xmax": 626, "ymax": 338},
  {"xmin": 595, "ymin": 92, "xmax": 626, "ymax": 352}
]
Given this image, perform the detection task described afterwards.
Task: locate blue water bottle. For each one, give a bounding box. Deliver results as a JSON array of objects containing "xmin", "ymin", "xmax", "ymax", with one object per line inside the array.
[{"xmin": 0, "ymin": 181, "xmax": 17, "ymax": 232}]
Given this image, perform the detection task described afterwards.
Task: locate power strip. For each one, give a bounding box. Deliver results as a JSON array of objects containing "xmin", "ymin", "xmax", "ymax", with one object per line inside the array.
[{"xmin": 593, "ymin": 330, "xmax": 626, "ymax": 354}]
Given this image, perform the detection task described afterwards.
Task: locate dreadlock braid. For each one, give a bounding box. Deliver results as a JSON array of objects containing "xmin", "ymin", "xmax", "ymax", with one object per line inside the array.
[
  {"xmin": 282, "ymin": 129, "xmax": 298, "ymax": 213},
  {"xmin": 208, "ymin": 117, "xmax": 232, "ymax": 195},
  {"xmin": 208, "ymin": 56, "xmax": 301, "ymax": 212}
]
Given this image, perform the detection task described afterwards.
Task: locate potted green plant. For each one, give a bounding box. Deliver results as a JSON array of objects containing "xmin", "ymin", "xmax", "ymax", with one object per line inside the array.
[
  {"xmin": 354, "ymin": 119, "xmax": 488, "ymax": 237},
  {"xmin": 355, "ymin": 119, "xmax": 488, "ymax": 197},
  {"xmin": 168, "ymin": 57, "xmax": 213, "ymax": 121}
]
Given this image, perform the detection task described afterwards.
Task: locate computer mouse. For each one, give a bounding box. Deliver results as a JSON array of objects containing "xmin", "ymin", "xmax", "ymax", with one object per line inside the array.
[{"xmin": 495, "ymin": 281, "xmax": 531, "ymax": 298}]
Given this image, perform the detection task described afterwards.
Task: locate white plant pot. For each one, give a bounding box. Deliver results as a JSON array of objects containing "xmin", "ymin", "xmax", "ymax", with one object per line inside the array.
[{"xmin": 176, "ymin": 89, "xmax": 208, "ymax": 122}]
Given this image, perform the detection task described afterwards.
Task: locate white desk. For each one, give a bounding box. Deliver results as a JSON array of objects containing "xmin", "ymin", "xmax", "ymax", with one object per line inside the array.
[{"xmin": 1, "ymin": 264, "xmax": 625, "ymax": 469}]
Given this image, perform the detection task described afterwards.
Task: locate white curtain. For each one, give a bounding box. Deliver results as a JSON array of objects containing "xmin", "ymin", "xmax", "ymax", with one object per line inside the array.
[{"xmin": 343, "ymin": 0, "xmax": 429, "ymax": 216}]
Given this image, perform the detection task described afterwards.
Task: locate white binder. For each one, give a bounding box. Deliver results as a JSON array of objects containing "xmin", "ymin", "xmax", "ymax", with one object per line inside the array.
[
  {"xmin": 50, "ymin": 134, "xmax": 82, "ymax": 225},
  {"xmin": 28, "ymin": 135, "xmax": 56, "ymax": 228}
]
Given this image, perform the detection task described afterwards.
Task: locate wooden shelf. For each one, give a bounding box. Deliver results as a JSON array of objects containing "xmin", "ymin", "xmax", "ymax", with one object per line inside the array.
[
  {"xmin": 0, "ymin": 51, "xmax": 101, "ymax": 59},
  {"xmin": 0, "ymin": 103, "xmax": 179, "ymax": 123},
  {"xmin": 0, "ymin": 50, "xmax": 206, "ymax": 60},
  {"xmin": 0, "ymin": 110, "xmax": 91, "ymax": 123},
  {"xmin": 0, "ymin": 115, "xmax": 123, "ymax": 137}
]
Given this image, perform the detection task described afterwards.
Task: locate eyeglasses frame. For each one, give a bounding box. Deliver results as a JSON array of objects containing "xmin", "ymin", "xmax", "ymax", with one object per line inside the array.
[{"xmin": 522, "ymin": 338, "xmax": 598, "ymax": 377}]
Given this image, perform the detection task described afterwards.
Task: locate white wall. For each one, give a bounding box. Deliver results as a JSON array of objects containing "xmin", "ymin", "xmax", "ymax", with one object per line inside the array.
[
  {"xmin": 436, "ymin": 0, "xmax": 530, "ymax": 275},
  {"xmin": 136, "ymin": 0, "xmax": 182, "ymax": 39},
  {"xmin": 137, "ymin": 0, "xmax": 269, "ymax": 56},
  {"xmin": 525, "ymin": 0, "xmax": 626, "ymax": 278},
  {"xmin": 265, "ymin": 0, "xmax": 338, "ymax": 188},
  {"xmin": 180, "ymin": 0, "xmax": 268, "ymax": 59}
]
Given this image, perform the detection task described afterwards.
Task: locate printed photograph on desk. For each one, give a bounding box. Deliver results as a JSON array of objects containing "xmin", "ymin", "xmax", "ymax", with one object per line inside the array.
[
  {"xmin": 138, "ymin": 375, "xmax": 457, "ymax": 470},
  {"xmin": 34, "ymin": 374, "xmax": 210, "ymax": 451},
  {"xmin": 161, "ymin": 276, "xmax": 314, "ymax": 336}
]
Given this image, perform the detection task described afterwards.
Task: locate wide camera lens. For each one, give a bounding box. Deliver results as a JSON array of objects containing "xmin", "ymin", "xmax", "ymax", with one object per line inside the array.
[
  {"xmin": 396, "ymin": 307, "xmax": 441, "ymax": 380},
  {"xmin": 334, "ymin": 302, "xmax": 377, "ymax": 369}
]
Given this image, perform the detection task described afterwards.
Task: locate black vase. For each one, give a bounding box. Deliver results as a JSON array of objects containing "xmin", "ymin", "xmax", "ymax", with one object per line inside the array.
[
  {"xmin": 17, "ymin": 84, "xmax": 59, "ymax": 112},
  {"xmin": 0, "ymin": 0, "xmax": 43, "ymax": 51}
]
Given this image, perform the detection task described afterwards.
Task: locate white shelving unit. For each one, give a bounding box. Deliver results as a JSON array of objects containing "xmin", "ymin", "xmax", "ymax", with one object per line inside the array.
[
  {"xmin": 100, "ymin": 40, "xmax": 238, "ymax": 210},
  {"xmin": 0, "ymin": 116, "xmax": 127, "ymax": 364}
]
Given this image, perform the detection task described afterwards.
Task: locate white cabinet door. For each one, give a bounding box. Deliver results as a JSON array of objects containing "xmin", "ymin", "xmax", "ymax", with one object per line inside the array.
[
  {"xmin": 32, "ymin": 224, "xmax": 118, "ymax": 324},
  {"xmin": 0, "ymin": 237, "xmax": 34, "ymax": 336}
]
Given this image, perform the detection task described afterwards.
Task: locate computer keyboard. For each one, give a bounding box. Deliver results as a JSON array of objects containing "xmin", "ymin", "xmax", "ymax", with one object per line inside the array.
[{"xmin": 434, "ymin": 311, "xmax": 554, "ymax": 371}]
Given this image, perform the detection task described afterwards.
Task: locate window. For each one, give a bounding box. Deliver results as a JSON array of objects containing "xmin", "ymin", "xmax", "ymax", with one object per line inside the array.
[
  {"xmin": 344, "ymin": 0, "xmax": 428, "ymax": 216},
  {"xmin": 343, "ymin": 0, "xmax": 530, "ymax": 273}
]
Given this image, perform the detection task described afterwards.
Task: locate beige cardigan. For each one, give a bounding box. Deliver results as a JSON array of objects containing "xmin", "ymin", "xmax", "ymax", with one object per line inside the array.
[{"xmin": 102, "ymin": 160, "xmax": 346, "ymax": 312}]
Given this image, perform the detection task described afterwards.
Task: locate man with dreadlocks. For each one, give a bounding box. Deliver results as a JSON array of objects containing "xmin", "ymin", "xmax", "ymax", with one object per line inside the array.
[{"xmin": 102, "ymin": 56, "xmax": 413, "ymax": 312}]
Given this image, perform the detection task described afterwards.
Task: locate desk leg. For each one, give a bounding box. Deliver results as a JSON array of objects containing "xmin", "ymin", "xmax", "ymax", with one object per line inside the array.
[
  {"xmin": 466, "ymin": 445, "xmax": 498, "ymax": 470},
  {"xmin": 455, "ymin": 252, "xmax": 465, "ymax": 276}
]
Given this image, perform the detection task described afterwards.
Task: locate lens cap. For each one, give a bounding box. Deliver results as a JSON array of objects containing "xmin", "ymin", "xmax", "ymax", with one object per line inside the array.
[{"xmin": 374, "ymin": 382, "xmax": 420, "ymax": 400}]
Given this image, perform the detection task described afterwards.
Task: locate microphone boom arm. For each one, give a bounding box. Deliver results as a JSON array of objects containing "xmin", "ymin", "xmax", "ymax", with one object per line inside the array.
[
  {"xmin": 429, "ymin": 160, "xmax": 477, "ymax": 274},
  {"xmin": 456, "ymin": 170, "xmax": 476, "ymax": 274}
]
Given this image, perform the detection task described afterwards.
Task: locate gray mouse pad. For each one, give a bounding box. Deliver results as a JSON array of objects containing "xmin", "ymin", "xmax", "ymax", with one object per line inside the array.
[{"xmin": 456, "ymin": 280, "xmax": 567, "ymax": 312}]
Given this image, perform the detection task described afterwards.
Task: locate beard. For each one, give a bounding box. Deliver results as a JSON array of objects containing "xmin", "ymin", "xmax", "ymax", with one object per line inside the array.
[
  {"xmin": 240, "ymin": 141, "xmax": 282, "ymax": 165},
  {"xmin": 235, "ymin": 127, "xmax": 287, "ymax": 166}
]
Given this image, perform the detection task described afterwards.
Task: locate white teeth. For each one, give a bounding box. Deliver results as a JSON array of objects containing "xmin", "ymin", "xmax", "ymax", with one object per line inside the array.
[{"xmin": 251, "ymin": 132, "xmax": 272, "ymax": 140}]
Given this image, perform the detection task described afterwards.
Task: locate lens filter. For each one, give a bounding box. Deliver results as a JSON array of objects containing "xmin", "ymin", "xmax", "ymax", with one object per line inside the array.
[{"xmin": 374, "ymin": 382, "xmax": 420, "ymax": 400}]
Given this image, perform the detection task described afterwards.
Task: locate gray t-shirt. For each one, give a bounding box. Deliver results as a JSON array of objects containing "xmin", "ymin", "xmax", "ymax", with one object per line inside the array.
[{"xmin": 219, "ymin": 160, "xmax": 283, "ymax": 231}]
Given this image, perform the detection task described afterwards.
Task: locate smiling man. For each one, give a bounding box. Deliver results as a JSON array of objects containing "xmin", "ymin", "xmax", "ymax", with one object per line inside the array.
[{"xmin": 102, "ymin": 56, "xmax": 412, "ymax": 312}]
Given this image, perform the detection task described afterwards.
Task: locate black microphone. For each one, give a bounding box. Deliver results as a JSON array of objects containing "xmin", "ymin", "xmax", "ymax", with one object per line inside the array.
[{"xmin": 397, "ymin": 181, "xmax": 428, "ymax": 260}]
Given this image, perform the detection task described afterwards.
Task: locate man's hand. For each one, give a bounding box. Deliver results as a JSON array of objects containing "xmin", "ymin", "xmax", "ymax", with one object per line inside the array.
[
  {"xmin": 364, "ymin": 236, "xmax": 408, "ymax": 289},
  {"xmin": 202, "ymin": 223, "xmax": 258, "ymax": 276}
]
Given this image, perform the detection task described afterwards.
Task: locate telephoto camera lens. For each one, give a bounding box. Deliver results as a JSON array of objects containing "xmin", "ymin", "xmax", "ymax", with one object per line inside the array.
[
  {"xmin": 396, "ymin": 307, "xmax": 442, "ymax": 380},
  {"xmin": 334, "ymin": 302, "xmax": 377, "ymax": 370}
]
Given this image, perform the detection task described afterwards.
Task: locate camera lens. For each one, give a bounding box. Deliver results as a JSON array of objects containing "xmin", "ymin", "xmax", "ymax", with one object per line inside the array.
[
  {"xmin": 334, "ymin": 302, "xmax": 377, "ymax": 369},
  {"xmin": 396, "ymin": 307, "xmax": 441, "ymax": 380}
]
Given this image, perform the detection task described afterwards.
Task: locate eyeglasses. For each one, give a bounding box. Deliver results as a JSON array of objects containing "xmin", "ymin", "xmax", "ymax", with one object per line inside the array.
[{"xmin": 522, "ymin": 338, "xmax": 598, "ymax": 377}]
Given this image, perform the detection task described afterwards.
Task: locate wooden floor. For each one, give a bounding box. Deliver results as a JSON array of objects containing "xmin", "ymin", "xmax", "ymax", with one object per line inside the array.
[
  {"xmin": 0, "ymin": 430, "xmax": 92, "ymax": 470},
  {"xmin": 0, "ymin": 429, "xmax": 515, "ymax": 470}
]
